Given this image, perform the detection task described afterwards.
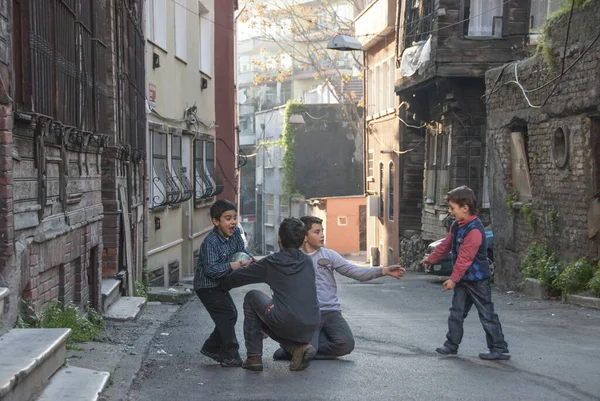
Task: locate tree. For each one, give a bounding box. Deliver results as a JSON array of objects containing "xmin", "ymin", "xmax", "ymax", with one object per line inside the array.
[{"xmin": 237, "ymin": 0, "xmax": 365, "ymax": 134}]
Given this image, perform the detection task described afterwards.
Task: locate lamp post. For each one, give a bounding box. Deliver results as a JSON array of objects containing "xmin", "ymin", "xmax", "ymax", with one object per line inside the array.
[{"xmin": 326, "ymin": 34, "xmax": 367, "ymax": 197}]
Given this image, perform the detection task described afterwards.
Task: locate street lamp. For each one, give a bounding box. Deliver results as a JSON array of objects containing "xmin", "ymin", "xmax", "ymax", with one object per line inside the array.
[
  {"xmin": 326, "ymin": 34, "xmax": 367, "ymax": 197},
  {"xmin": 326, "ymin": 35, "xmax": 363, "ymax": 52}
]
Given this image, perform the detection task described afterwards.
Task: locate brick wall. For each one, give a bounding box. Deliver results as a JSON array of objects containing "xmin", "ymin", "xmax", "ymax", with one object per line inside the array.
[{"xmin": 485, "ymin": 0, "xmax": 600, "ymax": 285}]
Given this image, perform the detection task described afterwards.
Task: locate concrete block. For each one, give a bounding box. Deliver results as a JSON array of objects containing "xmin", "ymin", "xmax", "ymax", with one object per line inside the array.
[
  {"xmin": 103, "ymin": 297, "xmax": 146, "ymax": 322},
  {"xmin": 36, "ymin": 366, "xmax": 110, "ymax": 401},
  {"xmin": 0, "ymin": 328, "xmax": 71, "ymax": 401},
  {"xmin": 101, "ymin": 278, "xmax": 121, "ymax": 313},
  {"xmin": 521, "ymin": 278, "xmax": 548, "ymax": 300}
]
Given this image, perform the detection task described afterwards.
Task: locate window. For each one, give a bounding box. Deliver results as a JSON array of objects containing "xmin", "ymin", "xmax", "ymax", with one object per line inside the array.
[
  {"xmin": 151, "ymin": 131, "xmax": 169, "ymax": 207},
  {"xmin": 265, "ymin": 194, "xmax": 275, "ymax": 225},
  {"xmin": 466, "ymin": 0, "xmax": 504, "ymax": 37},
  {"xmin": 150, "ymin": 131, "xmax": 193, "ymax": 208},
  {"xmin": 279, "ymin": 197, "xmax": 290, "ymax": 223},
  {"xmin": 147, "ymin": 0, "xmax": 167, "ymax": 49},
  {"xmin": 367, "ymin": 149, "xmax": 374, "ymax": 181},
  {"xmin": 509, "ymin": 130, "xmax": 533, "ymax": 202},
  {"xmin": 171, "ymin": 135, "xmax": 193, "ymax": 202},
  {"xmin": 425, "ymin": 129, "xmax": 450, "ymax": 204},
  {"xmin": 174, "ymin": 0, "xmax": 187, "ymax": 61},
  {"xmin": 379, "ymin": 162, "xmax": 384, "ymax": 219},
  {"xmin": 194, "ymin": 138, "xmax": 222, "ymax": 200},
  {"xmin": 530, "ymin": 0, "xmax": 562, "ymax": 31},
  {"xmin": 388, "ymin": 162, "xmax": 395, "ymax": 221},
  {"xmin": 199, "ymin": 3, "xmax": 213, "ymax": 75}
]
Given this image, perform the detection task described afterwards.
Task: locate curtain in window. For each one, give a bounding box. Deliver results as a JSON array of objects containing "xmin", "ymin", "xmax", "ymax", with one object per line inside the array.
[
  {"xmin": 530, "ymin": 0, "xmax": 562, "ymax": 30},
  {"xmin": 468, "ymin": 0, "xmax": 504, "ymax": 37}
]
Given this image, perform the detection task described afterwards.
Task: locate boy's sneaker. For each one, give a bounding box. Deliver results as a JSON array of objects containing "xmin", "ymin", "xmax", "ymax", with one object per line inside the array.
[
  {"xmin": 435, "ymin": 345, "xmax": 458, "ymax": 356},
  {"xmin": 289, "ymin": 344, "xmax": 316, "ymax": 371},
  {"xmin": 242, "ymin": 355, "xmax": 264, "ymax": 372},
  {"xmin": 220, "ymin": 357, "xmax": 243, "ymax": 367},
  {"xmin": 200, "ymin": 348, "xmax": 221, "ymax": 363},
  {"xmin": 479, "ymin": 350, "xmax": 510, "ymax": 360},
  {"xmin": 273, "ymin": 347, "xmax": 292, "ymax": 361}
]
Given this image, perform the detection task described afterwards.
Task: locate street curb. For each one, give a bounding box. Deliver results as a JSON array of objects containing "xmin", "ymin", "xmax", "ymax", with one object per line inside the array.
[
  {"xmin": 520, "ymin": 278, "xmax": 548, "ymax": 300},
  {"xmin": 565, "ymin": 294, "xmax": 600, "ymax": 310}
]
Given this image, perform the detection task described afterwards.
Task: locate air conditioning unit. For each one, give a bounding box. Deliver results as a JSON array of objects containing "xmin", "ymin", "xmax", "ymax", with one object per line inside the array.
[{"xmin": 367, "ymin": 195, "xmax": 381, "ymax": 218}]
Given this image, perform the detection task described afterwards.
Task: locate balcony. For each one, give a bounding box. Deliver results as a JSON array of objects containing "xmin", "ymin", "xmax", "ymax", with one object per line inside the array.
[{"xmin": 355, "ymin": 0, "xmax": 397, "ymax": 50}]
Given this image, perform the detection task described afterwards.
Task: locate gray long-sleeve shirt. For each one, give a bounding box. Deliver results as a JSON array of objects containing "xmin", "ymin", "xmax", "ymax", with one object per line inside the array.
[{"xmin": 305, "ymin": 247, "xmax": 384, "ymax": 312}]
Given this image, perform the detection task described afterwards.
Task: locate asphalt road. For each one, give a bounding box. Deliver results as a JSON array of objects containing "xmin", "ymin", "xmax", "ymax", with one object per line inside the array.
[{"xmin": 127, "ymin": 272, "xmax": 600, "ymax": 401}]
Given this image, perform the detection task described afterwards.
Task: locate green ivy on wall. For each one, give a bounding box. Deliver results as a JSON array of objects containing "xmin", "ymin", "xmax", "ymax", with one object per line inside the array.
[{"xmin": 281, "ymin": 101, "xmax": 305, "ymax": 200}]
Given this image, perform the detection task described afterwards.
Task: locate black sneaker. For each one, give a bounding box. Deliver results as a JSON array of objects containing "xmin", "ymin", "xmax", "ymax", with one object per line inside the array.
[
  {"xmin": 200, "ymin": 349, "xmax": 220, "ymax": 363},
  {"xmin": 220, "ymin": 357, "xmax": 243, "ymax": 367},
  {"xmin": 435, "ymin": 345, "xmax": 458, "ymax": 355},
  {"xmin": 479, "ymin": 350, "xmax": 510, "ymax": 360},
  {"xmin": 273, "ymin": 347, "xmax": 292, "ymax": 361}
]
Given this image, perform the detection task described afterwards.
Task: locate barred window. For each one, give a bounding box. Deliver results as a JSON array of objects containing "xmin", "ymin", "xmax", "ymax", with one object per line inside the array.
[
  {"xmin": 151, "ymin": 131, "xmax": 169, "ymax": 208},
  {"xmin": 194, "ymin": 138, "xmax": 222, "ymax": 201},
  {"xmin": 388, "ymin": 162, "xmax": 395, "ymax": 221}
]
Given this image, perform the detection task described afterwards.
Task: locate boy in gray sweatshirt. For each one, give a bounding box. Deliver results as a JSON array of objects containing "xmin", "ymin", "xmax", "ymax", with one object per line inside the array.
[{"xmin": 273, "ymin": 216, "xmax": 405, "ymax": 361}]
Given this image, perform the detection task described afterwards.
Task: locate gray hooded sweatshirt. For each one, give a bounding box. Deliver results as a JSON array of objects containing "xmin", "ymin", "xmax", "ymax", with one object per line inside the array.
[
  {"xmin": 222, "ymin": 248, "xmax": 319, "ymax": 344},
  {"xmin": 306, "ymin": 247, "xmax": 384, "ymax": 312}
]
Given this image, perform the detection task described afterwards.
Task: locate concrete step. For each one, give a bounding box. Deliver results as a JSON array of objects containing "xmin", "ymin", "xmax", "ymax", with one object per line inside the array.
[
  {"xmin": 0, "ymin": 328, "xmax": 71, "ymax": 401},
  {"xmin": 148, "ymin": 284, "xmax": 195, "ymax": 304},
  {"xmin": 101, "ymin": 278, "xmax": 122, "ymax": 313},
  {"xmin": 35, "ymin": 366, "xmax": 109, "ymax": 401},
  {"xmin": 103, "ymin": 297, "xmax": 147, "ymax": 322}
]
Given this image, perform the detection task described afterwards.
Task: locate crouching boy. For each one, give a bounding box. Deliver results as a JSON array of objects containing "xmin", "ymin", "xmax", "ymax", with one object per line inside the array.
[{"xmin": 221, "ymin": 217, "xmax": 320, "ymax": 371}]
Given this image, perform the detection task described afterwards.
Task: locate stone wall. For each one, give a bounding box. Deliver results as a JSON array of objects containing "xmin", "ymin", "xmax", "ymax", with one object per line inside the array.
[
  {"xmin": 485, "ymin": 0, "xmax": 600, "ymax": 286},
  {"xmin": 0, "ymin": 0, "xmax": 12, "ymax": 333}
]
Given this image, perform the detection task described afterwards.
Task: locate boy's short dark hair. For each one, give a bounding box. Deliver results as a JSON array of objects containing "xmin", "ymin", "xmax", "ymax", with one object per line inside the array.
[
  {"xmin": 210, "ymin": 199, "xmax": 237, "ymax": 220},
  {"xmin": 446, "ymin": 185, "xmax": 478, "ymax": 215},
  {"xmin": 279, "ymin": 217, "xmax": 306, "ymax": 249},
  {"xmin": 300, "ymin": 216, "xmax": 322, "ymax": 235}
]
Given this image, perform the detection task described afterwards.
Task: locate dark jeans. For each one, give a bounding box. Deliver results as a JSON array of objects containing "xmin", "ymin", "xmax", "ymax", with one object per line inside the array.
[
  {"xmin": 311, "ymin": 310, "xmax": 355, "ymax": 359},
  {"xmin": 243, "ymin": 289, "xmax": 303, "ymax": 356},
  {"xmin": 195, "ymin": 287, "xmax": 240, "ymax": 360},
  {"xmin": 444, "ymin": 279, "xmax": 509, "ymax": 353}
]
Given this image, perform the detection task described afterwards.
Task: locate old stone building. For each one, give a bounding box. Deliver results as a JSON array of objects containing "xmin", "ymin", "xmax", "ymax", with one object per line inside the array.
[
  {"xmin": 485, "ymin": 0, "xmax": 600, "ymax": 285},
  {"xmin": 0, "ymin": 0, "xmax": 146, "ymax": 334}
]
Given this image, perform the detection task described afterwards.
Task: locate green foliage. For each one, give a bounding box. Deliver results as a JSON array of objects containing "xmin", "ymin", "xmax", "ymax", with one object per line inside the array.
[
  {"xmin": 18, "ymin": 301, "xmax": 105, "ymax": 343},
  {"xmin": 135, "ymin": 268, "xmax": 151, "ymax": 298},
  {"xmin": 40, "ymin": 302, "xmax": 104, "ymax": 343},
  {"xmin": 588, "ymin": 263, "xmax": 600, "ymax": 297},
  {"xmin": 281, "ymin": 101, "xmax": 305, "ymax": 199},
  {"xmin": 554, "ymin": 258, "xmax": 595, "ymax": 294},
  {"xmin": 547, "ymin": 208, "xmax": 559, "ymax": 233},
  {"xmin": 521, "ymin": 204, "xmax": 536, "ymax": 230},
  {"xmin": 535, "ymin": 0, "xmax": 592, "ymax": 72},
  {"xmin": 520, "ymin": 241, "xmax": 562, "ymax": 294},
  {"xmin": 505, "ymin": 189, "xmax": 520, "ymax": 216}
]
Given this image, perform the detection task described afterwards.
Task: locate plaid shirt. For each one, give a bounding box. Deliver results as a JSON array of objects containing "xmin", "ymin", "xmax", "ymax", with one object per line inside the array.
[{"xmin": 193, "ymin": 226, "xmax": 247, "ymax": 290}]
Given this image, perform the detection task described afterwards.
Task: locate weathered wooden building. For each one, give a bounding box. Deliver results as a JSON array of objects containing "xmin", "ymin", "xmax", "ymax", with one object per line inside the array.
[
  {"xmin": 0, "ymin": 0, "xmax": 146, "ymax": 333},
  {"xmin": 485, "ymin": 0, "xmax": 600, "ymax": 285}
]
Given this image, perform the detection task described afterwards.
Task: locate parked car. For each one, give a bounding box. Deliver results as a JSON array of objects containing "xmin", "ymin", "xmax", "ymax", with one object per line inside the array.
[{"xmin": 424, "ymin": 223, "xmax": 495, "ymax": 277}]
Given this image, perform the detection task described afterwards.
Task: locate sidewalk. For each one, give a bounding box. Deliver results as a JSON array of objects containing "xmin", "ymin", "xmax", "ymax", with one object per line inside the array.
[{"xmin": 66, "ymin": 301, "xmax": 182, "ymax": 400}]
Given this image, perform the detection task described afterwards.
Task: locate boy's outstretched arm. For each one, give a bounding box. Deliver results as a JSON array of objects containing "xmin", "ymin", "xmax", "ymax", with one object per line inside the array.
[
  {"xmin": 330, "ymin": 250, "xmax": 404, "ymax": 281},
  {"xmin": 420, "ymin": 229, "xmax": 453, "ymax": 269}
]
